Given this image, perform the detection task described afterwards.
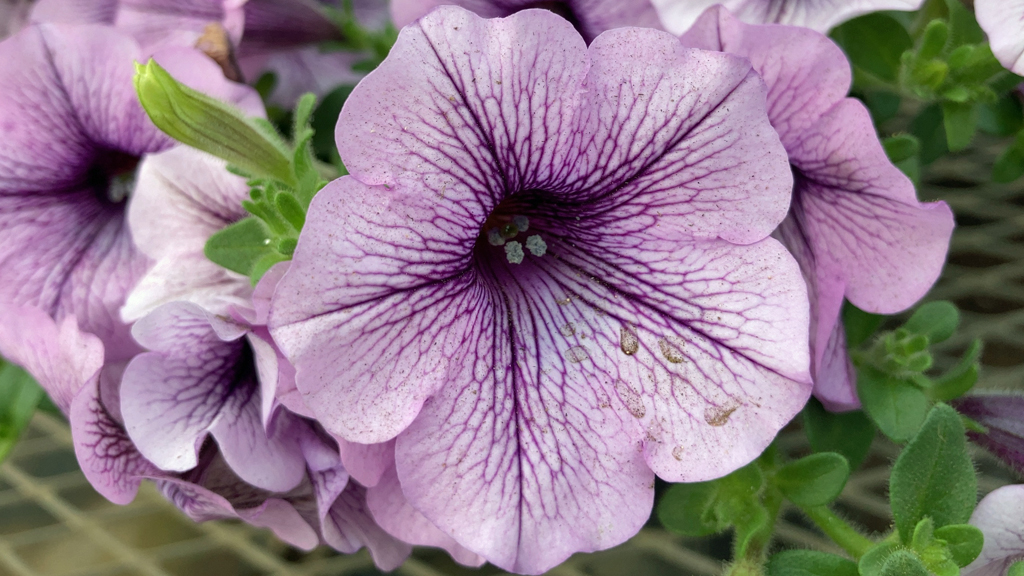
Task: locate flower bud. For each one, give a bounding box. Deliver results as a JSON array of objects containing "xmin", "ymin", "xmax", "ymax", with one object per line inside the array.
[{"xmin": 133, "ymin": 59, "xmax": 296, "ymax": 186}]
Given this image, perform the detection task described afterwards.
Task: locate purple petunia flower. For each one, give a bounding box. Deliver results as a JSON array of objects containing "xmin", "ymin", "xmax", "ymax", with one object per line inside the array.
[
  {"xmin": 269, "ymin": 6, "xmax": 812, "ymax": 572},
  {"xmin": 975, "ymin": 0, "xmax": 1024, "ymax": 75},
  {"xmin": 0, "ymin": 22, "xmax": 260, "ymax": 361},
  {"xmin": 653, "ymin": 0, "xmax": 924, "ymax": 35},
  {"xmin": 964, "ymin": 485, "xmax": 1024, "ymax": 576},
  {"xmin": 955, "ymin": 394, "xmax": 1024, "ymax": 477},
  {"xmin": 682, "ymin": 7, "xmax": 954, "ymax": 411},
  {"xmin": 390, "ymin": 0, "xmax": 663, "ymax": 42}
]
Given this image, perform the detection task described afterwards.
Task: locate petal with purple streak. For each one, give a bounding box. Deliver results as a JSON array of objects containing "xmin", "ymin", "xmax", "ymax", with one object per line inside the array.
[{"xmin": 122, "ymin": 302, "xmax": 304, "ymax": 492}]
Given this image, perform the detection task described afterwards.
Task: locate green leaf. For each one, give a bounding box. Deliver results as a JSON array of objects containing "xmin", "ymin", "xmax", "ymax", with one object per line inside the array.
[
  {"xmin": 942, "ymin": 101, "xmax": 977, "ymax": 152},
  {"xmin": 978, "ymin": 93, "xmax": 1024, "ymax": 136},
  {"xmin": 890, "ymin": 404, "xmax": 976, "ymax": 543},
  {"xmin": 933, "ymin": 524, "xmax": 984, "ymax": 566},
  {"xmin": 133, "ymin": 60, "xmax": 296, "ymax": 187},
  {"xmin": 204, "ymin": 217, "xmax": 274, "ymax": 277},
  {"xmin": 831, "ymin": 13, "xmax": 912, "ymax": 82},
  {"xmin": 1009, "ymin": 561, "xmax": 1024, "ymax": 576},
  {"xmin": 657, "ymin": 481, "xmax": 725, "ymax": 537},
  {"xmin": 903, "ymin": 301, "xmax": 959, "ymax": 343},
  {"xmin": 312, "ymin": 85, "xmax": 354, "ymax": 163},
  {"xmin": 766, "ymin": 550, "xmax": 859, "ymax": 576},
  {"xmin": 931, "ymin": 339, "xmax": 982, "ymax": 401},
  {"xmin": 842, "ymin": 301, "xmax": 885, "ymax": 349},
  {"xmin": 803, "ymin": 399, "xmax": 875, "ymax": 471},
  {"xmin": 994, "ymin": 128, "xmax": 1024, "ymax": 183},
  {"xmin": 0, "ymin": 363, "xmax": 44, "ymax": 463},
  {"xmin": 918, "ymin": 20, "xmax": 949, "ymax": 60},
  {"xmin": 859, "ymin": 541, "xmax": 899, "ymax": 576},
  {"xmin": 863, "ymin": 91, "xmax": 902, "ymax": 125},
  {"xmin": 879, "ymin": 550, "xmax": 929, "ymax": 576},
  {"xmin": 911, "ymin": 517, "xmax": 935, "ymax": 551},
  {"xmin": 911, "ymin": 103, "xmax": 949, "ymax": 164},
  {"xmin": 944, "ymin": 0, "xmax": 985, "ymax": 47},
  {"xmin": 775, "ymin": 453, "xmax": 850, "ymax": 507},
  {"xmin": 857, "ymin": 366, "xmax": 931, "ymax": 442}
]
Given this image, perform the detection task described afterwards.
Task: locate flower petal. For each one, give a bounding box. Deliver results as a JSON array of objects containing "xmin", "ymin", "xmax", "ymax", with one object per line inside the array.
[
  {"xmin": 976, "ymin": 0, "xmax": 1024, "ymax": 75},
  {"xmin": 0, "ymin": 303, "xmax": 103, "ymax": 414},
  {"xmin": 570, "ymin": 26, "xmax": 791, "ymax": 244},
  {"xmin": 323, "ymin": 483, "xmax": 413, "ymax": 570},
  {"xmin": 366, "ymin": 463, "xmax": 487, "ymax": 567},
  {"xmin": 654, "ymin": 0, "xmax": 924, "ymax": 35},
  {"xmin": 390, "ymin": 0, "xmax": 663, "ymax": 43},
  {"xmin": 679, "ymin": 5, "xmax": 851, "ymax": 149},
  {"xmin": 787, "ymin": 99, "xmax": 954, "ymax": 314},
  {"xmin": 71, "ymin": 374, "xmax": 160, "ymax": 504},
  {"xmin": 122, "ymin": 302, "xmax": 304, "ymax": 491},
  {"xmin": 965, "ymin": 484, "xmax": 1024, "ymax": 576}
]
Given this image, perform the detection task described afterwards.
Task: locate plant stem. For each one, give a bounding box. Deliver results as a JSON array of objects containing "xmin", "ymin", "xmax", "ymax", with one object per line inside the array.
[{"xmin": 801, "ymin": 505, "xmax": 875, "ymax": 559}]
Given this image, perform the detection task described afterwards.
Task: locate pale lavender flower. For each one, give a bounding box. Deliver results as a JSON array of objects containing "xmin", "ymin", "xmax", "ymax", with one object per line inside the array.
[
  {"xmin": 0, "ymin": 23, "xmax": 260, "ymax": 361},
  {"xmin": 269, "ymin": 7, "xmax": 811, "ymax": 572},
  {"xmin": 965, "ymin": 485, "xmax": 1024, "ymax": 576},
  {"xmin": 654, "ymin": 0, "xmax": 924, "ymax": 35},
  {"xmin": 390, "ymin": 0, "xmax": 663, "ymax": 42},
  {"xmin": 682, "ymin": 7, "xmax": 954, "ymax": 410},
  {"xmin": 976, "ymin": 0, "xmax": 1024, "ymax": 75}
]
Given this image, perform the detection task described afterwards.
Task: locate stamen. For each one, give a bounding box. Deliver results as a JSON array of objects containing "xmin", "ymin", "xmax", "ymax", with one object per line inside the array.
[
  {"xmin": 525, "ymin": 234, "xmax": 547, "ymax": 257},
  {"xmin": 513, "ymin": 215, "xmax": 530, "ymax": 232},
  {"xmin": 488, "ymin": 228, "xmax": 506, "ymax": 246},
  {"xmin": 505, "ymin": 241, "xmax": 524, "ymax": 264}
]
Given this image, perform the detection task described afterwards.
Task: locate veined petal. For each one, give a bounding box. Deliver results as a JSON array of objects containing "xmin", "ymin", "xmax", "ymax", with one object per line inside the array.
[
  {"xmin": 976, "ymin": 0, "xmax": 1024, "ymax": 75},
  {"xmin": 71, "ymin": 374, "xmax": 160, "ymax": 504},
  {"xmin": 788, "ymin": 99, "xmax": 954, "ymax": 314},
  {"xmin": 654, "ymin": 0, "xmax": 924, "ymax": 35},
  {"xmin": 680, "ymin": 5, "xmax": 851, "ymax": 150},
  {"xmin": 122, "ymin": 302, "xmax": 304, "ymax": 491},
  {"xmin": 569, "ymin": 27, "xmax": 791, "ymax": 244},
  {"xmin": 366, "ymin": 464, "xmax": 487, "ymax": 567},
  {"xmin": 337, "ymin": 7, "xmax": 588, "ymax": 206}
]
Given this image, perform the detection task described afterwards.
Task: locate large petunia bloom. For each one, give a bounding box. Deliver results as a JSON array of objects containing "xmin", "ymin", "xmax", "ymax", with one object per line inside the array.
[
  {"xmin": 653, "ymin": 0, "xmax": 924, "ymax": 35},
  {"xmin": 270, "ymin": 7, "xmax": 812, "ymax": 573},
  {"xmin": 0, "ymin": 23, "xmax": 259, "ymax": 361},
  {"xmin": 390, "ymin": 0, "xmax": 663, "ymax": 42},
  {"xmin": 682, "ymin": 7, "xmax": 954, "ymax": 410},
  {"xmin": 976, "ymin": 0, "xmax": 1024, "ymax": 75},
  {"xmin": 964, "ymin": 485, "xmax": 1024, "ymax": 576}
]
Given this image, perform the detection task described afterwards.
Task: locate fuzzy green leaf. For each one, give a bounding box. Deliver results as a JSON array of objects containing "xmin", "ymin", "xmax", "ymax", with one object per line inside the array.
[
  {"xmin": 765, "ymin": 550, "xmax": 859, "ymax": 576},
  {"xmin": 204, "ymin": 217, "xmax": 274, "ymax": 277},
  {"xmin": 890, "ymin": 404, "xmax": 976, "ymax": 543},
  {"xmin": 933, "ymin": 524, "xmax": 984, "ymax": 567},
  {"xmin": 903, "ymin": 301, "xmax": 959, "ymax": 343},
  {"xmin": 857, "ymin": 365, "xmax": 931, "ymax": 442},
  {"xmin": 0, "ymin": 363, "xmax": 44, "ymax": 463},
  {"xmin": 803, "ymin": 399, "xmax": 875, "ymax": 471},
  {"xmin": 775, "ymin": 453, "xmax": 850, "ymax": 507}
]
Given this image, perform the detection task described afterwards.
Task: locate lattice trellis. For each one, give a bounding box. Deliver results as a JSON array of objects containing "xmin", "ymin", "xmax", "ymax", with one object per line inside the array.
[{"xmin": 1, "ymin": 140, "xmax": 1021, "ymax": 576}]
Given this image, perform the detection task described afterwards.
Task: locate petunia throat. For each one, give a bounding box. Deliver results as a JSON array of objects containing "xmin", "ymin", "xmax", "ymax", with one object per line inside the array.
[{"xmin": 87, "ymin": 148, "xmax": 142, "ymax": 205}]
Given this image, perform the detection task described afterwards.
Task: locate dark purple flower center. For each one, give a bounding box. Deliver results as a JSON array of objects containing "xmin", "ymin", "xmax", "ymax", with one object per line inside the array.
[
  {"xmin": 86, "ymin": 149, "xmax": 141, "ymax": 206},
  {"xmin": 477, "ymin": 192, "xmax": 555, "ymax": 266}
]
